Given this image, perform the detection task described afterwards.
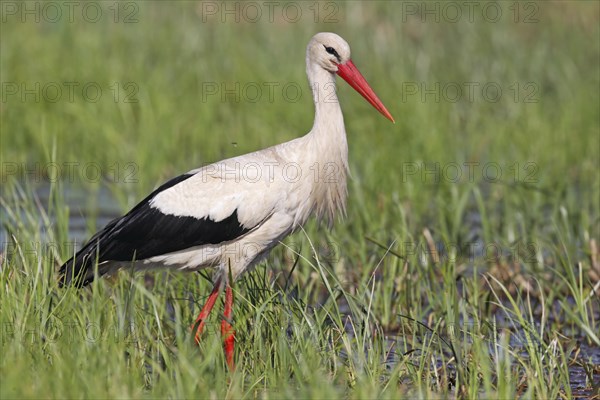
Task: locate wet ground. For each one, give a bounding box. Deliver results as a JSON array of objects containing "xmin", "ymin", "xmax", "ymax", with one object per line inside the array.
[
  {"xmin": 0, "ymin": 184, "xmax": 121, "ymax": 254},
  {"xmin": 1, "ymin": 183, "xmax": 598, "ymax": 396}
]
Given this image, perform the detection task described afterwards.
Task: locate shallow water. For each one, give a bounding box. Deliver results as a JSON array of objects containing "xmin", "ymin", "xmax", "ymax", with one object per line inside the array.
[
  {"xmin": 0, "ymin": 183, "xmax": 122, "ymax": 255},
  {"xmin": 1, "ymin": 182, "xmax": 598, "ymax": 395}
]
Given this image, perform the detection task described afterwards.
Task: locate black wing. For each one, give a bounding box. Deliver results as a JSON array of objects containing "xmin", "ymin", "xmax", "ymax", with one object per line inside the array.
[{"xmin": 59, "ymin": 173, "xmax": 251, "ymax": 287}]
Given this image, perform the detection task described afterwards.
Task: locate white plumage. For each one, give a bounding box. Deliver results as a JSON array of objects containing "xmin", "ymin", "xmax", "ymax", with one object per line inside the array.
[{"xmin": 59, "ymin": 32, "xmax": 394, "ymax": 369}]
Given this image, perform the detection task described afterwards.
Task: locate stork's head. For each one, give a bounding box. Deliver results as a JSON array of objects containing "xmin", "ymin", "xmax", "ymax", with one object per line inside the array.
[
  {"xmin": 307, "ymin": 32, "xmax": 352, "ymax": 73},
  {"xmin": 307, "ymin": 32, "xmax": 395, "ymax": 123}
]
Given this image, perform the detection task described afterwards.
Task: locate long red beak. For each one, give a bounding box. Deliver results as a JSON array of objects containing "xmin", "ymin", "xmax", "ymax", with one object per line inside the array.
[{"xmin": 337, "ymin": 59, "xmax": 395, "ymax": 123}]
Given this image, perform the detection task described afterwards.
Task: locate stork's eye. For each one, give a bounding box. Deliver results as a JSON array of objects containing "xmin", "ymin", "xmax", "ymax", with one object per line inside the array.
[{"xmin": 323, "ymin": 45, "xmax": 341, "ymax": 62}]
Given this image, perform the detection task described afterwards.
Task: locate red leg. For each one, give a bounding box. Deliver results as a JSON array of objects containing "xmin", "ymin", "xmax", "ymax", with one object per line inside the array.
[
  {"xmin": 221, "ymin": 283, "xmax": 235, "ymax": 370},
  {"xmin": 192, "ymin": 279, "xmax": 222, "ymax": 344}
]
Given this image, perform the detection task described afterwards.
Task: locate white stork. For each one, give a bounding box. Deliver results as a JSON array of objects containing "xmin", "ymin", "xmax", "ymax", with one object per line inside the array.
[{"xmin": 59, "ymin": 32, "xmax": 394, "ymax": 369}]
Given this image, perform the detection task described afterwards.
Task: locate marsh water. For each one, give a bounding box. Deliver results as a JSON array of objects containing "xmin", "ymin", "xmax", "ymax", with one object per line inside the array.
[{"xmin": 1, "ymin": 183, "xmax": 598, "ymax": 396}]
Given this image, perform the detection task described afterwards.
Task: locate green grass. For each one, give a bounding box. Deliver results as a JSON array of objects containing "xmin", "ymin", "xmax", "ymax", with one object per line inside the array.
[{"xmin": 1, "ymin": 1, "xmax": 599, "ymax": 398}]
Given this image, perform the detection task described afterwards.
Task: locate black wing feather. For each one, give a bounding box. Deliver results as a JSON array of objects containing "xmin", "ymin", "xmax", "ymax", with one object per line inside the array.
[{"xmin": 59, "ymin": 173, "xmax": 251, "ymax": 287}]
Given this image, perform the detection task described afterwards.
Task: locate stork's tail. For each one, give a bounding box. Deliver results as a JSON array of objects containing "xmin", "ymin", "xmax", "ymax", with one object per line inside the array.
[{"xmin": 58, "ymin": 240, "xmax": 104, "ymax": 287}]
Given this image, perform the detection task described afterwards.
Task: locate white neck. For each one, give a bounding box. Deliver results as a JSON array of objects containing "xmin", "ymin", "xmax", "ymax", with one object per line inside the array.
[
  {"xmin": 302, "ymin": 61, "xmax": 349, "ymax": 226},
  {"xmin": 306, "ymin": 62, "xmax": 345, "ymax": 136}
]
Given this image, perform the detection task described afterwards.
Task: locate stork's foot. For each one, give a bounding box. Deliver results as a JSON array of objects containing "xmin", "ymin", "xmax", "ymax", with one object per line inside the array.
[{"xmin": 191, "ymin": 278, "xmax": 235, "ymax": 370}]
